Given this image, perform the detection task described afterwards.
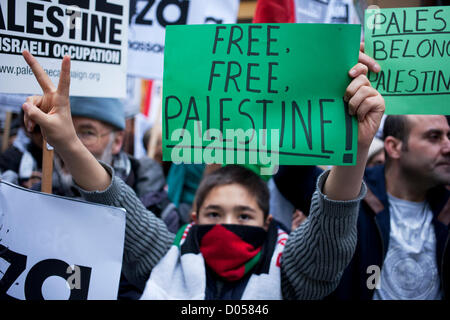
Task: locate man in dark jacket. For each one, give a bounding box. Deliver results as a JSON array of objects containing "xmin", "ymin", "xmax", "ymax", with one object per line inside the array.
[{"xmin": 274, "ymin": 114, "xmax": 449, "ymax": 300}]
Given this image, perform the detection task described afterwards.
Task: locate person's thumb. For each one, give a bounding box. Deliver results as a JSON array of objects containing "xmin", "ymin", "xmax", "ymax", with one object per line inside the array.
[{"xmin": 22, "ymin": 102, "xmax": 49, "ymax": 131}]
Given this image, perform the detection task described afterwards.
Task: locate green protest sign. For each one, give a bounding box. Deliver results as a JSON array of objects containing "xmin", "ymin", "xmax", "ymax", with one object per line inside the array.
[
  {"xmin": 162, "ymin": 23, "xmax": 360, "ymax": 170},
  {"xmin": 365, "ymin": 6, "xmax": 450, "ymax": 115}
]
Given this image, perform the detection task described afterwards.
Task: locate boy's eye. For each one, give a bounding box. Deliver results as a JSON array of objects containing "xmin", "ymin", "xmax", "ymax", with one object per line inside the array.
[
  {"xmin": 205, "ymin": 212, "xmax": 220, "ymax": 219},
  {"xmin": 238, "ymin": 214, "xmax": 251, "ymax": 221}
]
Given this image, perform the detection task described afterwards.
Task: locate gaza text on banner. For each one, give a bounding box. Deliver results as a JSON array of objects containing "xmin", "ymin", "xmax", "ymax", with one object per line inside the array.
[
  {"xmin": 0, "ymin": 180, "xmax": 125, "ymax": 300},
  {"xmin": 365, "ymin": 6, "xmax": 450, "ymax": 115},
  {"xmin": 127, "ymin": 0, "xmax": 240, "ymax": 80},
  {"xmin": 162, "ymin": 23, "xmax": 360, "ymax": 167},
  {"xmin": 0, "ymin": 0, "xmax": 129, "ymax": 98}
]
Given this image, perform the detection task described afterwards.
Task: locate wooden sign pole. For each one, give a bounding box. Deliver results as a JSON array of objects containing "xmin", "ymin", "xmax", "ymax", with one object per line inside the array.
[
  {"xmin": 147, "ymin": 86, "xmax": 163, "ymax": 159},
  {"xmin": 41, "ymin": 139, "xmax": 54, "ymax": 194},
  {"xmin": 1, "ymin": 111, "xmax": 12, "ymax": 152}
]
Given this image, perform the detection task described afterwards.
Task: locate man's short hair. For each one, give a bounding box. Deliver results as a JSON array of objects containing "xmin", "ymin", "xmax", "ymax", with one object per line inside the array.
[
  {"xmin": 195, "ymin": 165, "xmax": 270, "ymax": 218},
  {"xmin": 382, "ymin": 115, "xmax": 411, "ymax": 145}
]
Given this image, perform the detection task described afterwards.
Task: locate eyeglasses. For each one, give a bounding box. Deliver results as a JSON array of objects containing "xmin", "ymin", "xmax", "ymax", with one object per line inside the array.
[{"xmin": 76, "ymin": 129, "xmax": 113, "ymax": 146}]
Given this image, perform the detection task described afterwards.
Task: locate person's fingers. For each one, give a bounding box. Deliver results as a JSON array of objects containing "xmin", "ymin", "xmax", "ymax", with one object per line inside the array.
[
  {"xmin": 22, "ymin": 109, "xmax": 34, "ymax": 133},
  {"xmin": 354, "ymin": 96, "xmax": 383, "ymax": 123},
  {"xmin": 358, "ymin": 51, "xmax": 381, "ymax": 73},
  {"xmin": 292, "ymin": 215, "xmax": 303, "ymax": 224},
  {"xmin": 293, "ymin": 210, "xmax": 306, "ymax": 221},
  {"xmin": 297, "ymin": 210, "xmax": 307, "ymax": 223},
  {"xmin": 348, "ymin": 85, "xmax": 377, "ymax": 111},
  {"xmin": 348, "ymin": 86, "xmax": 379, "ymax": 120},
  {"xmin": 26, "ymin": 95, "xmax": 43, "ymax": 106},
  {"xmin": 349, "ymin": 63, "xmax": 369, "ymax": 78},
  {"xmin": 57, "ymin": 55, "xmax": 71, "ymax": 97},
  {"xmin": 344, "ymin": 74, "xmax": 371, "ymax": 103},
  {"xmin": 291, "ymin": 209, "xmax": 307, "ymax": 230},
  {"xmin": 360, "ymin": 42, "xmax": 365, "ymax": 52},
  {"xmin": 22, "ymin": 50, "xmax": 56, "ymax": 94},
  {"xmin": 22, "ymin": 102, "xmax": 50, "ymax": 130},
  {"xmin": 23, "ymin": 96, "xmax": 43, "ymax": 132},
  {"xmin": 292, "ymin": 219, "xmax": 301, "ymax": 229},
  {"xmin": 26, "ymin": 94, "xmax": 54, "ymax": 115}
]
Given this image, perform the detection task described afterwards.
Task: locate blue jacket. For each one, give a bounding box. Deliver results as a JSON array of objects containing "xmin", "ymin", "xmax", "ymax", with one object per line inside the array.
[{"xmin": 274, "ymin": 165, "xmax": 450, "ymax": 300}]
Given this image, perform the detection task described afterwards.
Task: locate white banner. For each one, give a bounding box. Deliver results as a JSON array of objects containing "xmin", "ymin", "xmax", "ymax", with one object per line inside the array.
[
  {"xmin": 0, "ymin": 0, "xmax": 129, "ymax": 98},
  {"xmin": 127, "ymin": 0, "xmax": 240, "ymax": 79},
  {"xmin": 133, "ymin": 79, "xmax": 163, "ymax": 159},
  {"xmin": 0, "ymin": 180, "xmax": 126, "ymax": 300},
  {"xmin": 294, "ymin": 0, "xmax": 360, "ymax": 24},
  {"xmin": 122, "ymin": 75, "xmax": 142, "ymax": 119}
]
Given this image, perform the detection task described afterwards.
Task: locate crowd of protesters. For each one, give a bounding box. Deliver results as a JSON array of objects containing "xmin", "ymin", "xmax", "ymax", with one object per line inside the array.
[{"xmin": 0, "ymin": 41, "xmax": 448, "ymax": 301}]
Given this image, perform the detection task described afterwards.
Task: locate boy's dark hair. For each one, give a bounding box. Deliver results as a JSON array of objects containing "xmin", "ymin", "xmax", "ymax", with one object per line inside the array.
[{"xmin": 195, "ymin": 165, "xmax": 270, "ymax": 217}]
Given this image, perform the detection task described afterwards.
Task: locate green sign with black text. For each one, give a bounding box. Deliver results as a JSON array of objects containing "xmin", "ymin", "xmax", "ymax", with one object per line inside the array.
[
  {"xmin": 162, "ymin": 23, "xmax": 360, "ymax": 169},
  {"xmin": 365, "ymin": 6, "xmax": 450, "ymax": 114}
]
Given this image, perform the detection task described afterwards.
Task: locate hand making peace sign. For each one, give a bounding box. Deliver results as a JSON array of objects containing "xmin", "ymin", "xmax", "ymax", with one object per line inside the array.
[
  {"xmin": 21, "ymin": 50, "xmax": 111, "ymax": 191},
  {"xmin": 22, "ymin": 50, "xmax": 78, "ymax": 154}
]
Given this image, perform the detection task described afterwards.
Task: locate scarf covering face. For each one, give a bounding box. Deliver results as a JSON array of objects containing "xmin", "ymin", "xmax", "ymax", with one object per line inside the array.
[
  {"xmin": 140, "ymin": 222, "xmax": 288, "ymax": 300},
  {"xmin": 197, "ymin": 224, "xmax": 267, "ymax": 281}
]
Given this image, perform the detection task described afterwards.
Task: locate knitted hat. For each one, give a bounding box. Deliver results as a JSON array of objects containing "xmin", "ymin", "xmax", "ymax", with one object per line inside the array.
[{"xmin": 69, "ymin": 97, "xmax": 125, "ymax": 130}]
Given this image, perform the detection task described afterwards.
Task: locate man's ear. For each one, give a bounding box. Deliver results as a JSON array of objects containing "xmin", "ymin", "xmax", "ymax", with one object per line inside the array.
[
  {"xmin": 191, "ymin": 211, "xmax": 198, "ymax": 224},
  {"xmin": 384, "ymin": 136, "xmax": 403, "ymax": 160},
  {"xmin": 263, "ymin": 214, "xmax": 273, "ymax": 232},
  {"xmin": 111, "ymin": 131, "xmax": 125, "ymax": 155}
]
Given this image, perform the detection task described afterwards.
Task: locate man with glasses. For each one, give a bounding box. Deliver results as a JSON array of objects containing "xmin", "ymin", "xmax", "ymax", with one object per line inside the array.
[
  {"xmin": 45, "ymin": 97, "xmax": 166, "ymax": 201},
  {"xmin": 72, "ymin": 97, "xmax": 126, "ymax": 166}
]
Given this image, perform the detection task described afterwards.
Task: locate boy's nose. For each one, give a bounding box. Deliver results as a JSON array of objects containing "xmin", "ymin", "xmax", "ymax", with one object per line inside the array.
[{"xmin": 223, "ymin": 214, "xmax": 236, "ymax": 225}]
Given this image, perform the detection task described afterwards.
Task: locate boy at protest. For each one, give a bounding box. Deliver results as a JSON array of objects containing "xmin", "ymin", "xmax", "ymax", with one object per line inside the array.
[{"xmin": 20, "ymin": 49, "xmax": 384, "ymax": 299}]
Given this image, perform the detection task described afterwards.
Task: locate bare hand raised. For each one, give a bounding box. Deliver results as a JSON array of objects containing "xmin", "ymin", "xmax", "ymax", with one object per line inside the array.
[
  {"xmin": 343, "ymin": 41, "xmax": 385, "ymax": 150},
  {"xmin": 358, "ymin": 42, "xmax": 380, "ymax": 73},
  {"xmin": 21, "ymin": 50, "xmax": 112, "ymax": 191},
  {"xmin": 21, "ymin": 50, "xmax": 78, "ymax": 153},
  {"xmin": 344, "ymin": 72, "xmax": 384, "ymax": 150}
]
